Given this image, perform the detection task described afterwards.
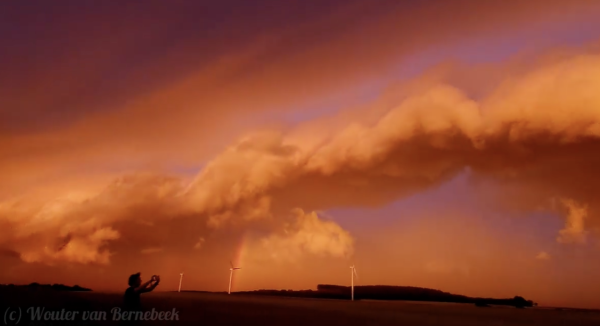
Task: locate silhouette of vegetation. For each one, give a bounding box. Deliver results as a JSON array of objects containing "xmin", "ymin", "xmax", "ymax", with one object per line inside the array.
[
  {"xmin": 0, "ymin": 283, "xmax": 91, "ymax": 291},
  {"xmin": 234, "ymin": 284, "xmax": 535, "ymax": 308}
]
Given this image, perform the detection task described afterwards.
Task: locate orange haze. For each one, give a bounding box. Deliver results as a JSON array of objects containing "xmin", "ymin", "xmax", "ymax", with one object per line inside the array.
[{"xmin": 2, "ymin": 0, "xmax": 600, "ymax": 309}]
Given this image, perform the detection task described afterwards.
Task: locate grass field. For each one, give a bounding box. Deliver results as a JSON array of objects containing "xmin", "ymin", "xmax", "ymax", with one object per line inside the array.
[{"xmin": 3, "ymin": 289, "xmax": 600, "ymax": 325}]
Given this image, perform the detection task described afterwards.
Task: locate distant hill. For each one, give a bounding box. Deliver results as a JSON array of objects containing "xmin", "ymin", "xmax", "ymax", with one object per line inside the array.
[
  {"xmin": 233, "ymin": 284, "xmax": 536, "ymax": 308},
  {"xmin": 0, "ymin": 283, "xmax": 92, "ymax": 291}
]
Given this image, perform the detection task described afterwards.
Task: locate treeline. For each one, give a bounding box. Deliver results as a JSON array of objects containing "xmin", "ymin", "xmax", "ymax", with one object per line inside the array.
[
  {"xmin": 0, "ymin": 283, "xmax": 91, "ymax": 291},
  {"xmin": 236, "ymin": 284, "xmax": 536, "ymax": 308}
]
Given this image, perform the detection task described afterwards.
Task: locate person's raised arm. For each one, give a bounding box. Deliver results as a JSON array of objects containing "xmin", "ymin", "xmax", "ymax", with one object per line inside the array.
[
  {"xmin": 133, "ymin": 277, "xmax": 155, "ymax": 293},
  {"xmin": 139, "ymin": 275, "xmax": 160, "ymax": 293}
]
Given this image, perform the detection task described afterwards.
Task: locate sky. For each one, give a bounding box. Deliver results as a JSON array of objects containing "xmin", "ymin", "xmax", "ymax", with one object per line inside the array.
[{"xmin": 2, "ymin": 0, "xmax": 600, "ymax": 309}]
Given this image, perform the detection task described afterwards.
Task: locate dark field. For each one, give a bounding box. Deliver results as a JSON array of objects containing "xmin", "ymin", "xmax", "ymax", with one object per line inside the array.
[{"xmin": 2, "ymin": 289, "xmax": 600, "ymax": 326}]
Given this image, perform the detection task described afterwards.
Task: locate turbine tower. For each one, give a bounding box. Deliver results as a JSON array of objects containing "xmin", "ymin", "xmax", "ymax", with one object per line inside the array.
[
  {"xmin": 228, "ymin": 261, "xmax": 241, "ymax": 294},
  {"xmin": 350, "ymin": 265, "xmax": 358, "ymax": 301},
  {"xmin": 178, "ymin": 273, "xmax": 184, "ymax": 293}
]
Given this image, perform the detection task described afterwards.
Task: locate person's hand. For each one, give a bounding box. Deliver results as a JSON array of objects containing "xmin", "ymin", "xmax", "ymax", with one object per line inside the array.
[
  {"xmin": 151, "ymin": 275, "xmax": 157, "ymax": 282},
  {"xmin": 155, "ymin": 275, "xmax": 161, "ymax": 283}
]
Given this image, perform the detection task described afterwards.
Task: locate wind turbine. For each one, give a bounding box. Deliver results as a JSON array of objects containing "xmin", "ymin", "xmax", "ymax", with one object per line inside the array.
[
  {"xmin": 228, "ymin": 261, "xmax": 241, "ymax": 294},
  {"xmin": 350, "ymin": 265, "xmax": 358, "ymax": 301},
  {"xmin": 178, "ymin": 273, "xmax": 184, "ymax": 292}
]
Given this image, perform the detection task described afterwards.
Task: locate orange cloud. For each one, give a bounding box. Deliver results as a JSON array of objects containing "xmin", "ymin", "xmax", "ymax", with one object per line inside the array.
[
  {"xmin": 557, "ymin": 199, "xmax": 588, "ymax": 244},
  {"xmin": 535, "ymin": 252, "xmax": 551, "ymax": 260},
  {"xmin": 3, "ymin": 0, "xmax": 599, "ymax": 199},
  {"xmin": 4, "ymin": 48, "xmax": 600, "ymax": 268},
  {"xmin": 258, "ymin": 209, "xmax": 354, "ymax": 261},
  {"xmin": 193, "ymin": 237, "xmax": 205, "ymax": 250}
]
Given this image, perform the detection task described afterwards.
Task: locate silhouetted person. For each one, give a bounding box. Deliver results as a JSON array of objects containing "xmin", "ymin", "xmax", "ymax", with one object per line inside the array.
[{"xmin": 123, "ymin": 272, "xmax": 160, "ymax": 313}]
